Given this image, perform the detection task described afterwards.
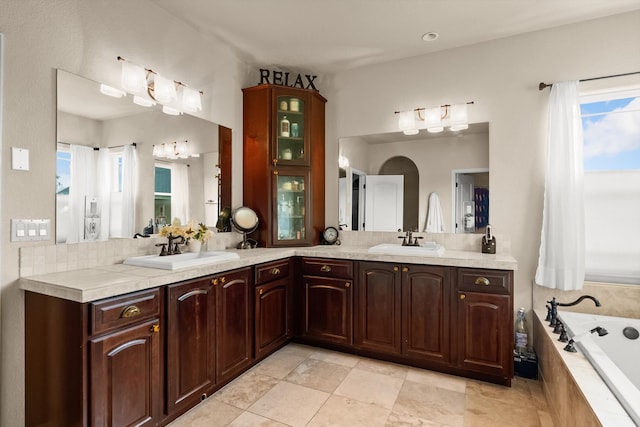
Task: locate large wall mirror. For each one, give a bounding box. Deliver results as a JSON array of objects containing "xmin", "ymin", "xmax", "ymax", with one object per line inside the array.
[
  {"xmin": 56, "ymin": 70, "xmax": 231, "ymax": 243},
  {"xmin": 338, "ymin": 122, "xmax": 489, "ymax": 234}
]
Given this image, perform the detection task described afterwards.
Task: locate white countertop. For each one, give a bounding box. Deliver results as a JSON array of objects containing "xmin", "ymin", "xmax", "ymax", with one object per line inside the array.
[{"xmin": 20, "ymin": 246, "xmax": 517, "ymax": 303}]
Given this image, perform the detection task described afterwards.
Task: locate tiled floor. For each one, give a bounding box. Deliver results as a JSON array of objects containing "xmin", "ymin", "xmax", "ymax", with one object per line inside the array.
[{"xmin": 168, "ymin": 343, "xmax": 554, "ymax": 427}]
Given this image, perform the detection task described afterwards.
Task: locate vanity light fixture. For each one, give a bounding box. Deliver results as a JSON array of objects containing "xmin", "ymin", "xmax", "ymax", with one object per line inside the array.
[
  {"xmin": 395, "ymin": 101, "xmax": 474, "ymax": 135},
  {"xmin": 114, "ymin": 56, "xmax": 203, "ymax": 115},
  {"xmin": 153, "ymin": 140, "xmax": 194, "ymax": 159},
  {"xmin": 99, "ymin": 84, "xmax": 126, "ymax": 98}
]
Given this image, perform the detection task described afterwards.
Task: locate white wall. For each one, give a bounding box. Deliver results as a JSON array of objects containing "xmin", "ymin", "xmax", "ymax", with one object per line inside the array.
[
  {"xmin": 0, "ymin": 1, "xmax": 249, "ymax": 425},
  {"xmin": 324, "ymin": 11, "xmax": 640, "ymax": 327}
]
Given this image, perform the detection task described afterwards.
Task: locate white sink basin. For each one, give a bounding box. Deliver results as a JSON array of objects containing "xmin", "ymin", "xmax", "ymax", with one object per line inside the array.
[
  {"xmin": 124, "ymin": 251, "xmax": 240, "ymax": 270},
  {"xmin": 367, "ymin": 242, "xmax": 445, "ymax": 257}
]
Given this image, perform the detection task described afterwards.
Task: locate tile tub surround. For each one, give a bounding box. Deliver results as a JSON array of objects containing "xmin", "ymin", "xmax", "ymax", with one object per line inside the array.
[
  {"xmin": 533, "ymin": 310, "xmax": 635, "ymax": 427},
  {"xmin": 20, "ymin": 243, "xmax": 517, "ymax": 303},
  {"xmin": 168, "ymin": 343, "xmax": 552, "ymax": 427}
]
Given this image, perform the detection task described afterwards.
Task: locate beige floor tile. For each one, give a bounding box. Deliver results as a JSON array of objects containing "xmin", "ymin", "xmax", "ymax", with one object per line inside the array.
[
  {"xmin": 167, "ymin": 398, "xmax": 243, "ymax": 427},
  {"xmin": 537, "ymin": 410, "xmax": 556, "ymax": 427},
  {"xmin": 307, "ymin": 395, "xmax": 391, "ymax": 427},
  {"xmin": 465, "ymin": 392, "xmax": 542, "ymax": 427},
  {"xmin": 385, "ymin": 411, "xmax": 447, "ymax": 427},
  {"xmin": 393, "ymin": 379, "xmax": 465, "ymax": 427},
  {"xmin": 214, "ymin": 371, "xmax": 280, "ymax": 410},
  {"xmin": 275, "ymin": 343, "xmax": 318, "ymax": 359},
  {"xmin": 466, "ymin": 377, "xmax": 533, "ymax": 407},
  {"xmin": 309, "ymin": 348, "xmax": 362, "ymax": 367},
  {"xmin": 228, "ymin": 411, "xmax": 289, "ymax": 426},
  {"xmin": 405, "ymin": 367, "xmax": 467, "ymax": 394},
  {"xmin": 334, "ymin": 367, "xmax": 404, "ymax": 409},
  {"xmin": 355, "ymin": 358, "xmax": 409, "ymax": 380},
  {"xmin": 251, "ymin": 352, "xmax": 306, "ymax": 379},
  {"xmin": 248, "ymin": 381, "xmax": 330, "ymax": 427},
  {"xmin": 285, "ymin": 358, "xmax": 351, "ymax": 393}
]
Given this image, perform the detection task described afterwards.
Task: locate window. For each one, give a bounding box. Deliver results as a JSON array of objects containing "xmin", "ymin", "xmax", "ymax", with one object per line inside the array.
[
  {"xmin": 580, "ymin": 87, "xmax": 640, "ymax": 284},
  {"xmin": 56, "ymin": 147, "xmax": 71, "ymax": 195},
  {"xmin": 154, "ymin": 164, "xmax": 172, "ymax": 226}
]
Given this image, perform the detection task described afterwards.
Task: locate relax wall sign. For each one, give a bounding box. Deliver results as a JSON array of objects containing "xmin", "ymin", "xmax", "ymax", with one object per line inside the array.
[{"xmin": 259, "ymin": 69, "xmax": 319, "ymax": 91}]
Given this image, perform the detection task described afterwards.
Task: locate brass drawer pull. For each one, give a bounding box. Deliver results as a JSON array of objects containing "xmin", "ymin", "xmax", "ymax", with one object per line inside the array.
[
  {"xmin": 320, "ymin": 265, "xmax": 332, "ymax": 272},
  {"xmin": 402, "ymin": 267, "xmax": 409, "ymax": 272},
  {"xmin": 273, "ymin": 170, "xmax": 279, "ymax": 175},
  {"xmin": 345, "ymin": 282, "xmax": 351, "ymax": 288},
  {"xmin": 460, "ymin": 293, "xmax": 466, "ymax": 300},
  {"xmin": 150, "ymin": 324, "xmax": 160, "ymax": 333},
  {"xmin": 259, "ymin": 288, "xmax": 264, "ymax": 295},
  {"xmin": 393, "ymin": 266, "xmax": 399, "ymax": 272},
  {"xmin": 475, "ymin": 277, "xmax": 490, "ymax": 286},
  {"xmin": 121, "ymin": 305, "xmax": 141, "ymax": 318},
  {"xmin": 271, "ymin": 267, "xmax": 281, "ymax": 275}
]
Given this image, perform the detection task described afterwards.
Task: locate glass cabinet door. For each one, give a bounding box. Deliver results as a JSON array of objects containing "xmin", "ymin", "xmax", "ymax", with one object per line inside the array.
[
  {"xmin": 275, "ymin": 95, "xmax": 307, "ymax": 164},
  {"xmin": 274, "ymin": 173, "xmax": 307, "ymax": 243}
]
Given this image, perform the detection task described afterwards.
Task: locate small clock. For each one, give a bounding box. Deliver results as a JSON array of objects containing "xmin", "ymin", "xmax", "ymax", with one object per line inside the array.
[{"xmin": 321, "ymin": 226, "xmax": 340, "ymax": 245}]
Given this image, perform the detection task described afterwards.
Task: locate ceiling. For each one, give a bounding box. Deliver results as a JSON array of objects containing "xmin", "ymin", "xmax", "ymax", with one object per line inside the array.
[{"xmin": 151, "ymin": 0, "xmax": 640, "ymax": 74}]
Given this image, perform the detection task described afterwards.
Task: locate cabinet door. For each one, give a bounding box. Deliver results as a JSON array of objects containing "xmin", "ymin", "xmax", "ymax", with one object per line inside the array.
[
  {"xmin": 273, "ymin": 168, "xmax": 311, "ymax": 246},
  {"xmin": 357, "ymin": 262, "xmax": 401, "ymax": 354},
  {"xmin": 274, "ymin": 92, "xmax": 309, "ymax": 166},
  {"xmin": 166, "ymin": 278, "xmax": 216, "ymax": 415},
  {"xmin": 255, "ymin": 278, "xmax": 290, "ymax": 360},
  {"xmin": 90, "ymin": 318, "xmax": 161, "ymax": 427},
  {"xmin": 302, "ymin": 275, "xmax": 353, "ymax": 345},
  {"xmin": 401, "ymin": 265, "xmax": 451, "ymax": 363},
  {"xmin": 216, "ymin": 268, "xmax": 253, "ymax": 383},
  {"xmin": 456, "ymin": 291, "xmax": 511, "ymax": 378}
]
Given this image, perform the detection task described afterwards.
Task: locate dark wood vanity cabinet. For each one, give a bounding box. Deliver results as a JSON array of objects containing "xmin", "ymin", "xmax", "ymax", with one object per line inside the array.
[
  {"xmin": 300, "ymin": 258, "xmax": 354, "ymax": 345},
  {"xmin": 166, "ymin": 277, "xmax": 216, "ymax": 417},
  {"xmin": 357, "ymin": 262, "xmax": 451, "ymax": 365},
  {"xmin": 254, "ymin": 259, "xmax": 292, "ymax": 360},
  {"xmin": 26, "ymin": 288, "xmax": 164, "ymax": 427},
  {"xmin": 454, "ymin": 268, "xmax": 514, "ymax": 385}
]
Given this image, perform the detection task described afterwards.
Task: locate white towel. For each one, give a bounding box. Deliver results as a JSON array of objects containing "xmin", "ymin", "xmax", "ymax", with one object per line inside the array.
[{"xmin": 424, "ymin": 192, "xmax": 445, "ymax": 233}]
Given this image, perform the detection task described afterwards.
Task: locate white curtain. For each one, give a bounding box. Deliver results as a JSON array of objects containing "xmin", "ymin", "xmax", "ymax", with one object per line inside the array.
[
  {"xmin": 97, "ymin": 148, "xmax": 111, "ymax": 241},
  {"xmin": 120, "ymin": 144, "xmax": 138, "ymax": 237},
  {"xmin": 68, "ymin": 145, "xmax": 96, "ymax": 243},
  {"xmin": 171, "ymin": 163, "xmax": 190, "ymax": 224},
  {"xmin": 535, "ymin": 81, "xmax": 585, "ymax": 290}
]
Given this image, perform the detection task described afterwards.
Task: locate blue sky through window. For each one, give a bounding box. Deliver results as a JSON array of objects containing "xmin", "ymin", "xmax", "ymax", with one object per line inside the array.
[{"xmin": 580, "ymin": 96, "xmax": 640, "ymax": 171}]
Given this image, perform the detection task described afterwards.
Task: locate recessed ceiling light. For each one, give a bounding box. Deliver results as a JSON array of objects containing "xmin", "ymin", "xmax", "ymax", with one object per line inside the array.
[{"xmin": 422, "ymin": 32, "xmax": 439, "ymax": 42}]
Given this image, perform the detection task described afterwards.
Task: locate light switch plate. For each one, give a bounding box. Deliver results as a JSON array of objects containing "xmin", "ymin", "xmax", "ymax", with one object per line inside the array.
[
  {"xmin": 11, "ymin": 147, "xmax": 30, "ymax": 171},
  {"xmin": 11, "ymin": 219, "xmax": 50, "ymax": 241}
]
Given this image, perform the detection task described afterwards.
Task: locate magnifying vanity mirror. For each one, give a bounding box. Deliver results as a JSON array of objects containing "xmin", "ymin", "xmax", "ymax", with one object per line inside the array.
[
  {"xmin": 338, "ymin": 122, "xmax": 489, "ymax": 234},
  {"xmin": 56, "ymin": 70, "xmax": 231, "ymax": 243},
  {"xmin": 231, "ymin": 206, "xmax": 259, "ymax": 249}
]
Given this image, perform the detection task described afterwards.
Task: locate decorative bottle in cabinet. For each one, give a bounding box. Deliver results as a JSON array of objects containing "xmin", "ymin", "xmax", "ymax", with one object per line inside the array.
[{"xmin": 242, "ymin": 84, "xmax": 326, "ymax": 247}]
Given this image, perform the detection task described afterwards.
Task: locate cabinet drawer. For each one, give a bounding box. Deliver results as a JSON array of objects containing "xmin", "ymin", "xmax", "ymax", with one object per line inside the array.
[
  {"xmin": 90, "ymin": 288, "xmax": 161, "ymax": 336},
  {"xmin": 302, "ymin": 258, "xmax": 353, "ymax": 279},
  {"xmin": 457, "ymin": 268, "xmax": 512, "ymax": 294},
  {"xmin": 255, "ymin": 259, "xmax": 290, "ymax": 285}
]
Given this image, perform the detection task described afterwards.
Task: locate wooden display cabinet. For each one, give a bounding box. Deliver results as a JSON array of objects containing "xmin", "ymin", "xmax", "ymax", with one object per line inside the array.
[{"xmin": 243, "ymin": 84, "xmax": 326, "ymax": 247}]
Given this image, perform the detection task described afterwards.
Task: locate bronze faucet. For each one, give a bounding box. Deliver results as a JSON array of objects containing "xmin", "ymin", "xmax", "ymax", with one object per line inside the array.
[{"xmin": 398, "ymin": 230, "xmax": 423, "ymax": 246}]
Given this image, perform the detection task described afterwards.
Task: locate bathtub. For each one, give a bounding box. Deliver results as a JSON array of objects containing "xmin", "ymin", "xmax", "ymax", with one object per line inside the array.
[{"xmin": 558, "ymin": 311, "xmax": 640, "ymax": 426}]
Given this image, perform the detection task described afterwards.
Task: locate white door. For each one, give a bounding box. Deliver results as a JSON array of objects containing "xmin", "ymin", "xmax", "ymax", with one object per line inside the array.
[
  {"xmin": 364, "ymin": 175, "xmax": 404, "ymax": 231},
  {"xmin": 455, "ymin": 173, "xmax": 475, "ymax": 233}
]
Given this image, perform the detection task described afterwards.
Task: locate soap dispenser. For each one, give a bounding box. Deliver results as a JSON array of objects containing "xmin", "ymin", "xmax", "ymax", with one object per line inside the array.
[{"xmin": 481, "ymin": 224, "xmax": 496, "ymax": 254}]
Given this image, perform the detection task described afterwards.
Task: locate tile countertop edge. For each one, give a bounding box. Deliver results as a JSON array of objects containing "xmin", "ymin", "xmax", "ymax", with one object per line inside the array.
[{"xmin": 20, "ymin": 246, "xmax": 517, "ymax": 303}]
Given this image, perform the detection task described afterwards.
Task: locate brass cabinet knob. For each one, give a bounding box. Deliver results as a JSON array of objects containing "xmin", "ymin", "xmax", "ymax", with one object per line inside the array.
[
  {"xmin": 475, "ymin": 277, "xmax": 490, "ymax": 286},
  {"xmin": 150, "ymin": 324, "xmax": 160, "ymax": 333},
  {"xmin": 273, "ymin": 170, "xmax": 279, "ymax": 175},
  {"xmin": 212, "ymin": 278, "xmax": 219, "ymax": 286},
  {"xmin": 121, "ymin": 305, "xmax": 141, "ymax": 318},
  {"xmin": 220, "ymin": 276, "xmax": 226, "ymax": 284},
  {"xmin": 393, "ymin": 266, "xmax": 399, "ymax": 272},
  {"xmin": 460, "ymin": 294, "xmax": 466, "ymax": 300},
  {"xmin": 259, "ymin": 288, "xmax": 264, "ymax": 295},
  {"xmin": 345, "ymin": 282, "xmax": 351, "ymax": 288},
  {"xmin": 273, "ymin": 158, "xmax": 278, "ymax": 165},
  {"xmin": 402, "ymin": 267, "xmax": 409, "ymax": 272},
  {"xmin": 271, "ymin": 267, "xmax": 281, "ymax": 275},
  {"xmin": 320, "ymin": 265, "xmax": 332, "ymax": 272}
]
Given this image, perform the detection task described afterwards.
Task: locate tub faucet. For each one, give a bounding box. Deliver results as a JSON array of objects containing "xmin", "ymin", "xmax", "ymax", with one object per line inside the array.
[{"xmin": 547, "ymin": 295, "xmax": 601, "ymax": 327}]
